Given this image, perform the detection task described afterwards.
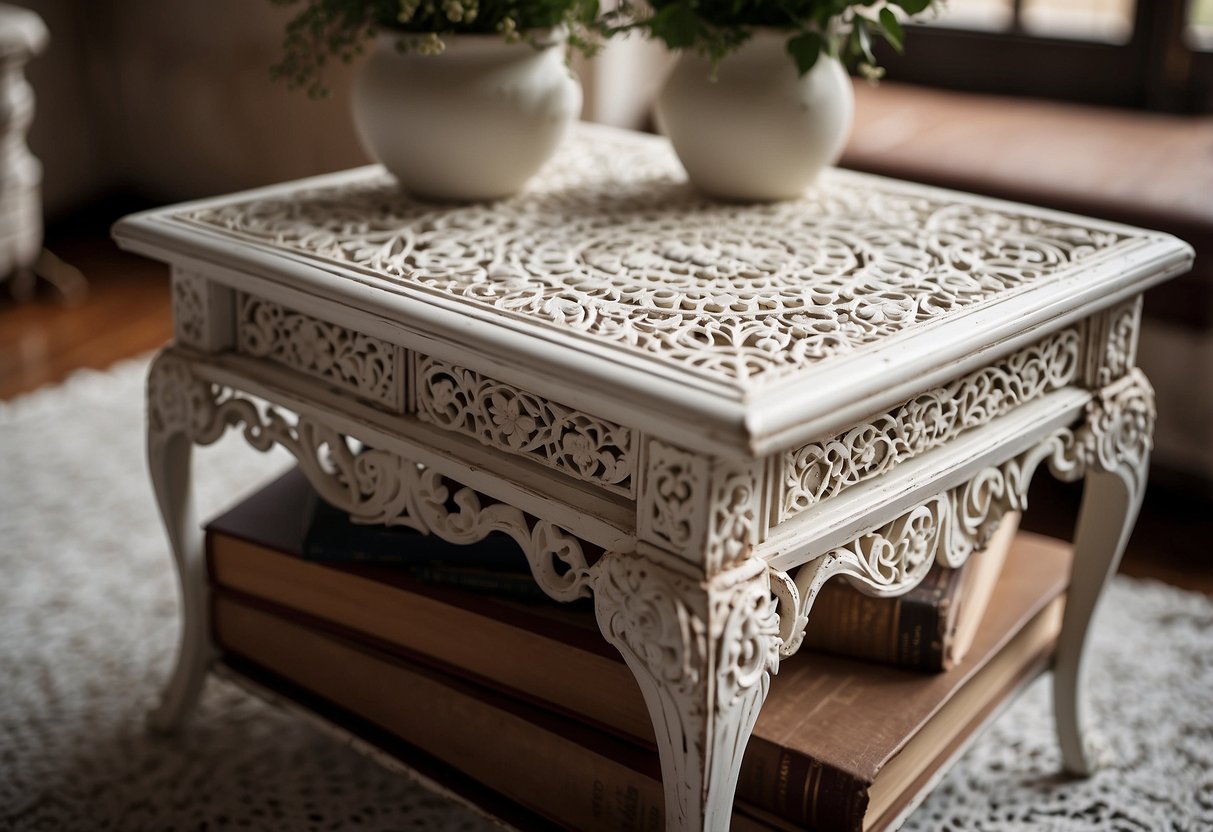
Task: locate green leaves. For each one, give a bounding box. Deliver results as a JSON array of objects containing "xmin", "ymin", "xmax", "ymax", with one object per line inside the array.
[
  {"xmin": 650, "ymin": 2, "xmax": 705, "ymax": 49},
  {"xmin": 270, "ymin": 0, "xmax": 604, "ymax": 97},
  {"xmin": 623, "ymin": 0, "xmax": 939, "ymax": 77},
  {"xmin": 890, "ymin": 0, "xmax": 932, "ymax": 14},
  {"xmin": 786, "ymin": 31, "xmax": 822, "ymax": 75},
  {"xmin": 271, "ymin": 0, "xmax": 942, "ymax": 94},
  {"xmin": 879, "ymin": 7, "xmax": 903, "ymax": 51}
]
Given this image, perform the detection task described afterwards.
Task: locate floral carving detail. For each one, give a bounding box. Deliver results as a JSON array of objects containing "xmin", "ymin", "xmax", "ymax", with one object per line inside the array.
[
  {"xmin": 706, "ymin": 465, "xmax": 763, "ymax": 571},
  {"xmin": 415, "ymin": 356, "xmax": 634, "ymax": 496},
  {"xmin": 171, "ymin": 128, "xmax": 1138, "ymax": 388},
  {"xmin": 236, "ymin": 294, "xmax": 401, "ymax": 409},
  {"xmin": 1052, "ymin": 369, "xmax": 1155, "ymax": 489},
  {"xmin": 781, "ymin": 327, "xmax": 1081, "ymax": 518},
  {"xmin": 146, "ymin": 351, "xmax": 593, "ymax": 601}
]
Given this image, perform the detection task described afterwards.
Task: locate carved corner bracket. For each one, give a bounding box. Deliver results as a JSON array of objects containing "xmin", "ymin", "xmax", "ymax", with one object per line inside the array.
[{"xmin": 638, "ymin": 439, "xmax": 765, "ymax": 573}]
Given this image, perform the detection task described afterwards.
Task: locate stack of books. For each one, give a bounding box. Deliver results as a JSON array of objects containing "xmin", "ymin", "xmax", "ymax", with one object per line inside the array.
[{"xmin": 206, "ymin": 469, "xmax": 1071, "ymax": 831}]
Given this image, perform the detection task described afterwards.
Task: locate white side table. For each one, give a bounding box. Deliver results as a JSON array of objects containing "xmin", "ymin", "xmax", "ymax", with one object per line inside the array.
[{"xmin": 115, "ymin": 125, "xmax": 1193, "ymax": 831}]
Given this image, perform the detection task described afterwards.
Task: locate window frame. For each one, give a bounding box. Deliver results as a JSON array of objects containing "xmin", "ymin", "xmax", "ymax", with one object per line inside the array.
[{"xmin": 883, "ymin": 0, "xmax": 1213, "ymax": 112}]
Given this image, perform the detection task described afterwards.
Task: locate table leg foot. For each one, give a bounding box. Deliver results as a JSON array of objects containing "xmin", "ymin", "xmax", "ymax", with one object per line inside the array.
[
  {"xmin": 147, "ymin": 353, "xmax": 212, "ymax": 733},
  {"xmin": 592, "ymin": 552, "xmax": 779, "ymax": 831},
  {"xmin": 1053, "ymin": 460, "xmax": 1147, "ymax": 775}
]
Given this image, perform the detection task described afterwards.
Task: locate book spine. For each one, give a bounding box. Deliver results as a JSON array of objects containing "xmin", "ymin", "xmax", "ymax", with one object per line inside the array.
[
  {"xmin": 400, "ymin": 564, "xmax": 551, "ymax": 602},
  {"xmin": 737, "ymin": 741, "xmax": 866, "ymax": 832},
  {"xmin": 800, "ymin": 567, "xmax": 962, "ymax": 672},
  {"xmin": 214, "ymin": 594, "xmax": 865, "ymax": 832}
]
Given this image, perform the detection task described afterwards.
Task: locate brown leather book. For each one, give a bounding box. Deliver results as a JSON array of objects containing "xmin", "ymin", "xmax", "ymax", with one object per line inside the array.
[
  {"xmin": 800, "ymin": 513, "xmax": 1018, "ymax": 671},
  {"xmin": 208, "ymin": 470, "xmax": 1072, "ymax": 831}
]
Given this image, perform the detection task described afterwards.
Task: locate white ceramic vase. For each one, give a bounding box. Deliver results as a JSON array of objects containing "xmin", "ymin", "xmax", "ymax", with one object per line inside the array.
[
  {"xmin": 656, "ymin": 31, "xmax": 854, "ymax": 201},
  {"xmin": 352, "ymin": 32, "xmax": 581, "ymax": 201}
]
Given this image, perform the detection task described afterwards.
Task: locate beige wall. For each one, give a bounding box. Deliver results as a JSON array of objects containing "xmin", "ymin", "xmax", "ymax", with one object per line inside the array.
[
  {"xmin": 23, "ymin": 1, "xmax": 668, "ymax": 218},
  {"xmin": 26, "ymin": 0, "xmax": 370, "ymax": 216}
]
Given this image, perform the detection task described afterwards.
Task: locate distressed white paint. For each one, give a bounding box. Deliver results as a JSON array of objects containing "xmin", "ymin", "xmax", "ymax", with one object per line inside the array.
[{"xmin": 127, "ymin": 126, "xmax": 1188, "ymax": 830}]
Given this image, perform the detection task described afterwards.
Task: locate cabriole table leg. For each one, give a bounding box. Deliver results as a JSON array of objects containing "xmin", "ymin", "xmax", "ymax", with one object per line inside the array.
[
  {"xmin": 146, "ymin": 351, "xmax": 213, "ymax": 732},
  {"xmin": 591, "ymin": 551, "xmax": 780, "ymax": 831},
  {"xmin": 1052, "ymin": 373, "xmax": 1153, "ymax": 775}
]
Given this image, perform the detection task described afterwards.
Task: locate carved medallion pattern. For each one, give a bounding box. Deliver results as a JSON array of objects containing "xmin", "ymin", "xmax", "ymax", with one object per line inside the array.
[
  {"xmin": 1085, "ymin": 297, "xmax": 1142, "ymax": 388},
  {"xmin": 415, "ymin": 356, "xmax": 634, "ymax": 496},
  {"xmin": 640, "ymin": 440, "xmax": 709, "ymax": 553},
  {"xmin": 706, "ymin": 464, "xmax": 763, "ymax": 570},
  {"xmin": 781, "ymin": 327, "xmax": 1081, "ymax": 519},
  {"xmin": 236, "ymin": 294, "xmax": 402, "ymax": 410},
  {"xmin": 171, "ymin": 271, "xmax": 209, "ymax": 349},
  {"xmin": 172, "ymin": 129, "xmax": 1136, "ymax": 388}
]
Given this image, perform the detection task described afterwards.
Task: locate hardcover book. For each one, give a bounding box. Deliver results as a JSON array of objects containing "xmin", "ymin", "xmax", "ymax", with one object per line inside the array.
[{"xmin": 207, "ymin": 469, "xmax": 1072, "ymax": 831}]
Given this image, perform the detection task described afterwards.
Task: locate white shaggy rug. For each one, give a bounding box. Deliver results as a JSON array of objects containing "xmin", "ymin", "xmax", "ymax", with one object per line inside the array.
[{"xmin": 2, "ymin": 357, "xmax": 1211, "ymax": 831}]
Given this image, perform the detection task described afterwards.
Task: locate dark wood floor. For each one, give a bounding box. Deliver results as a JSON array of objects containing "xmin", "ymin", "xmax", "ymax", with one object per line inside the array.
[{"xmin": 5, "ymin": 209, "xmax": 1212, "ymax": 595}]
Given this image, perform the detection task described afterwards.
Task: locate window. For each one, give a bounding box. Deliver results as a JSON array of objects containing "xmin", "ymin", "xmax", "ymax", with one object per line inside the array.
[{"xmin": 882, "ymin": 0, "xmax": 1213, "ymax": 112}]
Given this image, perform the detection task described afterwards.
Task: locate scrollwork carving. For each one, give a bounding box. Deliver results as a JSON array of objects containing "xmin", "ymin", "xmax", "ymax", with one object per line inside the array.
[
  {"xmin": 1050, "ymin": 368, "xmax": 1155, "ymax": 491},
  {"xmin": 772, "ymin": 370, "xmax": 1156, "ymax": 658},
  {"xmin": 145, "ymin": 352, "xmax": 592, "ymax": 602},
  {"xmin": 415, "ymin": 355, "xmax": 634, "ymax": 496},
  {"xmin": 591, "ymin": 553, "xmax": 779, "ymax": 827},
  {"xmin": 772, "ymin": 498, "xmax": 946, "ymax": 656},
  {"xmin": 236, "ymin": 293, "xmax": 402, "ymax": 410},
  {"xmin": 171, "ymin": 129, "xmax": 1139, "ymax": 388},
  {"xmin": 781, "ymin": 327, "xmax": 1081, "ymax": 518},
  {"xmin": 1084, "ymin": 297, "xmax": 1142, "ymax": 389}
]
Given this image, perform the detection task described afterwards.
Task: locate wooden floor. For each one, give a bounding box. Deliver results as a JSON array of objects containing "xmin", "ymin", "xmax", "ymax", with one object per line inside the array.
[
  {"xmin": 5, "ymin": 210, "xmax": 1212, "ymax": 596},
  {"xmin": 0, "ymin": 215, "xmax": 171, "ymax": 399}
]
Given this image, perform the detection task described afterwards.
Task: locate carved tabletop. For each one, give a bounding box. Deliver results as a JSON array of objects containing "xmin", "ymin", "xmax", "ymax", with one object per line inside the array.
[{"xmin": 115, "ymin": 124, "xmax": 1193, "ymax": 831}]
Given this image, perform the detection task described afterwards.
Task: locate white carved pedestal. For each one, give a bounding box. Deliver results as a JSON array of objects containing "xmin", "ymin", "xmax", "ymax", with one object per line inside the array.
[{"xmin": 115, "ymin": 125, "xmax": 1192, "ymax": 831}]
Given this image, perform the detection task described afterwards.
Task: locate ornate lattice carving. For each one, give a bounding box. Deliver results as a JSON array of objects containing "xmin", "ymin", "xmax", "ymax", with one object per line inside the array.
[
  {"xmin": 780, "ymin": 327, "xmax": 1081, "ymax": 519},
  {"xmin": 171, "ymin": 129, "xmax": 1139, "ymax": 388},
  {"xmin": 772, "ymin": 369, "xmax": 1156, "ymax": 657},
  {"xmin": 146, "ymin": 353, "xmax": 590, "ymax": 601},
  {"xmin": 591, "ymin": 554, "xmax": 779, "ymax": 828},
  {"xmin": 415, "ymin": 356, "xmax": 635, "ymax": 496},
  {"xmin": 236, "ymin": 293, "xmax": 402, "ymax": 410}
]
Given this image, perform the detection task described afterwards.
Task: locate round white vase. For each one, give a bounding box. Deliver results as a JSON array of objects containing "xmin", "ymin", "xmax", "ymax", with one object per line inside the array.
[
  {"xmin": 656, "ymin": 31, "xmax": 854, "ymax": 201},
  {"xmin": 352, "ymin": 32, "xmax": 581, "ymax": 201}
]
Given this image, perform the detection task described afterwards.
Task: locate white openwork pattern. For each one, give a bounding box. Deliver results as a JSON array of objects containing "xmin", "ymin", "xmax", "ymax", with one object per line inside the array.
[
  {"xmin": 236, "ymin": 293, "xmax": 403, "ymax": 410},
  {"xmin": 171, "ymin": 129, "xmax": 1141, "ymax": 389},
  {"xmin": 415, "ymin": 355, "xmax": 635, "ymax": 496},
  {"xmin": 771, "ymin": 369, "xmax": 1156, "ymax": 658},
  {"xmin": 780, "ymin": 326, "xmax": 1082, "ymax": 518}
]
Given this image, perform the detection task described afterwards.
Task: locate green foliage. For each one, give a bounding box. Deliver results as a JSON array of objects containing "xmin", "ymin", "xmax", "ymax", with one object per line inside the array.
[
  {"xmin": 609, "ymin": 0, "xmax": 940, "ymax": 77},
  {"xmin": 270, "ymin": 0, "xmax": 601, "ymax": 98}
]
